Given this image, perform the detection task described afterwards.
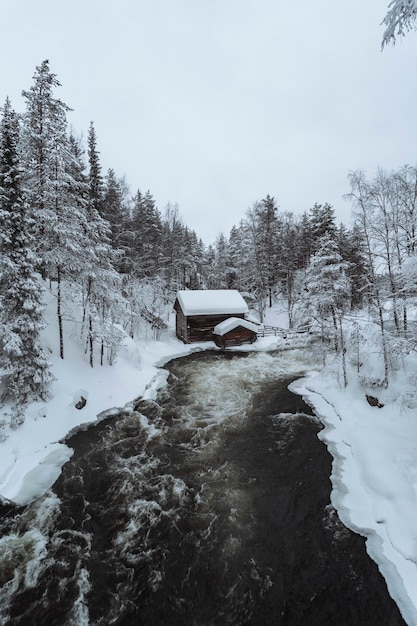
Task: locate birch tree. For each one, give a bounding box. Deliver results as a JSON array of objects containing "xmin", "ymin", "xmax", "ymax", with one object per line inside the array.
[{"xmin": 346, "ymin": 170, "xmax": 390, "ymax": 386}]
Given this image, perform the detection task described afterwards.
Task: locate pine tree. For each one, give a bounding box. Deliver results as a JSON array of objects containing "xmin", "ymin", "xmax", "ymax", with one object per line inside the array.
[
  {"xmin": 276, "ymin": 212, "xmax": 304, "ymax": 327},
  {"xmin": 298, "ymin": 211, "xmax": 313, "ymax": 267},
  {"xmin": 245, "ymin": 196, "xmax": 280, "ymax": 318},
  {"xmin": 87, "ymin": 121, "xmax": 104, "ymax": 216},
  {"xmin": 83, "ymin": 128, "xmax": 124, "ymax": 367},
  {"xmin": 130, "ymin": 189, "xmax": 163, "ymax": 278},
  {"xmin": 309, "ymin": 202, "xmax": 337, "ymax": 253},
  {"xmin": 344, "ymin": 224, "xmax": 369, "ymax": 309},
  {"xmin": 0, "ymin": 97, "xmax": 52, "ymax": 410},
  {"xmin": 209, "ymin": 233, "xmax": 233, "ymax": 288},
  {"xmin": 21, "ymin": 60, "xmax": 87, "ymax": 359},
  {"xmin": 304, "ymin": 233, "xmax": 351, "ymax": 384},
  {"xmin": 100, "ymin": 169, "xmax": 131, "ymax": 263}
]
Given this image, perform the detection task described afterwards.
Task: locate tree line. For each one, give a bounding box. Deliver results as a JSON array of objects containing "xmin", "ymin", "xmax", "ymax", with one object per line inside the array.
[{"xmin": 1, "ymin": 60, "xmax": 417, "ymax": 415}]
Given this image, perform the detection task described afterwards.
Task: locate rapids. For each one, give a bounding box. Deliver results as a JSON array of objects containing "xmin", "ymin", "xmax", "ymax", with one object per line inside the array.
[{"xmin": 0, "ymin": 349, "xmax": 405, "ymax": 625}]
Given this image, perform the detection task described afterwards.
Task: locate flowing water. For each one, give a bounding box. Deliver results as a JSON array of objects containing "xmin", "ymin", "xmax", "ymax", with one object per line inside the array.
[{"xmin": 0, "ymin": 349, "xmax": 406, "ymax": 625}]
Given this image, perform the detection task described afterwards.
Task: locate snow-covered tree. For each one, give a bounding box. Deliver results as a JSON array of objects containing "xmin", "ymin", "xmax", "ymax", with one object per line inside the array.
[
  {"xmin": 309, "ymin": 202, "xmax": 337, "ymax": 253},
  {"xmin": 382, "ymin": 0, "xmax": 417, "ymax": 46},
  {"xmin": 81, "ymin": 130, "xmax": 125, "ymax": 367},
  {"xmin": 21, "ymin": 60, "xmax": 88, "ymax": 359},
  {"xmin": 0, "ymin": 97, "xmax": 52, "ymax": 409},
  {"xmin": 208, "ymin": 233, "xmax": 234, "ymax": 288},
  {"xmin": 346, "ymin": 170, "xmax": 390, "ymax": 386},
  {"xmin": 244, "ymin": 196, "xmax": 280, "ymax": 318},
  {"xmin": 100, "ymin": 169, "xmax": 131, "ymax": 266},
  {"xmin": 160, "ymin": 203, "xmax": 203, "ymax": 291},
  {"xmin": 276, "ymin": 211, "xmax": 305, "ymax": 327},
  {"xmin": 129, "ymin": 189, "xmax": 163, "ymax": 278},
  {"xmin": 87, "ymin": 121, "xmax": 104, "ymax": 216},
  {"xmin": 304, "ymin": 233, "xmax": 351, "ymax": 384}
]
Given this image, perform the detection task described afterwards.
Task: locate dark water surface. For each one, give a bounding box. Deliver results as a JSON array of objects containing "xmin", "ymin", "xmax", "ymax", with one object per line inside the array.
[{"xmin": 0, "ymin": 349, "xmax": 406, "ymax": 625}]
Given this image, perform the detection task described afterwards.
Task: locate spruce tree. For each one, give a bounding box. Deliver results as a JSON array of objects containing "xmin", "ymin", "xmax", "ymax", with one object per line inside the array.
[
  {"xmin": 87, "ymin": 121, "xmax": 104, "ymax": 216},
  {"xmin": 21, "ymin": 60, "xmax": 87, "ymax": 359},
  {"xmin": 83, "ymin": 126, "xmax": 123, "ymax": 367},
  {"xmin": 130, "ymin": 189, "xmax": 163, "ymax": 278},
  {"xmin": 0, "ymin": 97, "xmax": 52, "ymax": 411},
  {"xmin": 304, "ymin": 234, "xmax": 351, "ymax": 385},
  {"xmin": 309, "ymin": 202, "xmax": 337, "ymax": 252}
]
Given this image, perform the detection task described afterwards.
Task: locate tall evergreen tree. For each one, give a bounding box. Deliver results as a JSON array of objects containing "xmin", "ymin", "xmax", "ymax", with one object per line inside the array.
[
  {"xmin": 87, "ymin": 121, "xmax": 104, "ymax": 216},
  {"xmin": 83, "ymin": 128, "xmax": 123, "ymax": 367},
  {"xmin": 304, "ymin": 233, "xmax": 351, "ymax": 384},
  {"xmin": 298, "ymin": 211, "xmax": 313, "ymax": 267},
  {"xmin": 245, "ymin": 196, "xmax": 279, "ymax": 317},
  {"xmin": 130, "ymin": 189, "xmax": 162, "ymax": 278},
  {"xmin": 276, "ymin": 212, "xmax": 304, "ymax": 327},
  {"xmin": 21, "ymin": 60, "xmax": 87, "ymax": 359},
  {"xmin": 305, "ymin": 234, "xmax": 350, "ymax": 344},
  {"xmin": 0, "ymin": 97, "xmax": 52, "ymax": 409},
  {"xmin": 309, "ymin": 202, "xmax": 337, "ymax": 252}
]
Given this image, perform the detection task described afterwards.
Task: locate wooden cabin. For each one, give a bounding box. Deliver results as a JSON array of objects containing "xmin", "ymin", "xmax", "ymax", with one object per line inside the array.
[
  {"xmin": 213, "ymin": 317, "xmax": 258, "ymax": 349},
  {"xmin": 174, "ymin": 290, "xmax": 249, "ymax": 343}
]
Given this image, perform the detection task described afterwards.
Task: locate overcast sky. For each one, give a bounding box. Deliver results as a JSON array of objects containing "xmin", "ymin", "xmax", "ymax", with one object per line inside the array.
[{"xmin": 1, "ymin": 0, "xmax": 417, "ymax": 243}]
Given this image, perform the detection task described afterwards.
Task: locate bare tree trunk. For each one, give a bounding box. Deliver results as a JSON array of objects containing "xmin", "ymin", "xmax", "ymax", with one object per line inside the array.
[
  {"xmin": 347, "ymin": 171, "xmax": 389, "ymax": 387},
  {"xmin": 57, "ymin": 265, "xmax": 64, "ymax": 359},
  {"xmin": 331, "ymin": 306, "xmax": 339, "ymax": 353},
  {"xmin": 338, "ymin": 315, "xmax": 347, "ymax": 387},
  {"xmin": 377, "ymin": 301, "xmax": 389, "ymax": 388},
  {"xmin": 89, "ymin": 315, "xmax": 94, "ymax": 368}
]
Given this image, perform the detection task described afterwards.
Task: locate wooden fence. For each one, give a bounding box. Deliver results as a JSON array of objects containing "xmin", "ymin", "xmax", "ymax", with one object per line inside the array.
[{"xmin": 256, "ymin": 325, "xmax": 310, "ymax": 338}]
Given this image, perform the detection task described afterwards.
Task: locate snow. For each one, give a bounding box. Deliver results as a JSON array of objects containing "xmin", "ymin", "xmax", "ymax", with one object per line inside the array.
[
  {"xmin": 175, "ymin": 289, "xmax": 249, "ymax": 316},
  {"xmin": 1, "ymin": 294, "xmax": 417, "ymax": 624},
  {"xmin": 213, "ymin": 317, "xmax": 258, "ymax": 336},
  {"xmin": 289, "ymin": 367, "xmax": 417, "ymax": 626}
]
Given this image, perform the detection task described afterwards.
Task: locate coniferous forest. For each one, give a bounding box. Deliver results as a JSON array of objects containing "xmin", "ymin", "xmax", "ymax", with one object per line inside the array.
[{"xmin": 1, "ymin": 60, "xmax": 417, "ymax": 409}]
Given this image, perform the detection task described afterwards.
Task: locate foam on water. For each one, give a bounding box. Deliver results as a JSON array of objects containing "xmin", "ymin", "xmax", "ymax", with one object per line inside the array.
[{"xmin": 0, "ymin": 348, "xmax": 405, "ymax": 625}]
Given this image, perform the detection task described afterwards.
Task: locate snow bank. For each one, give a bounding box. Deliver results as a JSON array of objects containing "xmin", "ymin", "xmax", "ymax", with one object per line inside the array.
[
  {"xmin": 290, "ymin": 371, "xmax": 417, "ymax": 626},
  {"xmin": 0, "ymin": 335, "xmax": 199, "ymax": 506}
]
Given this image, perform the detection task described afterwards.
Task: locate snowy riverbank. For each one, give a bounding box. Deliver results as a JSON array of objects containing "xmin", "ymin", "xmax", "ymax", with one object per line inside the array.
[
  {"xmin": 1, "ymin": 294, "xmax": 417, "ymax": 624},
  {"xmin": 290, "ymin": 371, "xmax": 417, "ymax": 626}
]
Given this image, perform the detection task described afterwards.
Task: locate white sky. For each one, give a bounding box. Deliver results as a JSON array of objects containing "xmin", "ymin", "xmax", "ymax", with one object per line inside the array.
[{"xmin": 2, "ymin": 0, "xmax": 417, "ymax": 243}]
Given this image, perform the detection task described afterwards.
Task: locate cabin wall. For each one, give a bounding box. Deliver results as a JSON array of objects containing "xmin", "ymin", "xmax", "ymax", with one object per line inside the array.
[
  {"xmin": 187, "ymin": 313, "xmax": 245, "ymax": 343},
  {"xmin": 214, "ymin": 326, "xmax": 257, "ymax": 348},
  {"xmin": 175, "ymin": 307, "xmax": 189, "ymax": 342}
]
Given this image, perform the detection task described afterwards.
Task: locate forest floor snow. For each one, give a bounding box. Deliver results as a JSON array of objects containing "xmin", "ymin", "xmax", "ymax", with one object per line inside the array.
[{"xmin": 0, "ymin": 295, "xmax": 417, "ymax": 625}]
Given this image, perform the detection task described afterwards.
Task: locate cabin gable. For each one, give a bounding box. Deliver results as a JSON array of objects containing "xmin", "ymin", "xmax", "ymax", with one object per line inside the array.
[{"xmin": 213, "ymin": 317, "xmax": 258, "ymax": 348}]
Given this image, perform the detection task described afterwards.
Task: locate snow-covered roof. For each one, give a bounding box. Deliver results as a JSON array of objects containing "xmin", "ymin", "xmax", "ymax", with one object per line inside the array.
[
  {"xmin": 176, "ymin": 290, "xmax": 249, "ymax": 316},
  {"xmin": 213, "ymin": 317, "xmax": 258, "ymax": 336}
]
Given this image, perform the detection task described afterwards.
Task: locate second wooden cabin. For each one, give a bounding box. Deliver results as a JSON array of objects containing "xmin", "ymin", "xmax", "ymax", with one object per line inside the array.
[
  {"xmin": 174, "ymin": 290, "xmax": 251, "ymax": 343},
  {"xmin": 213, "ymin": 317, "xmax": 258, "ymax": 349}
]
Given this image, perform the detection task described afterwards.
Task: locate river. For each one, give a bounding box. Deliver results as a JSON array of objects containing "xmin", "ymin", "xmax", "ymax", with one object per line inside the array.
[{"xmin": 0, "ymin": 349, "xmax": 406, "ymax": 625}]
